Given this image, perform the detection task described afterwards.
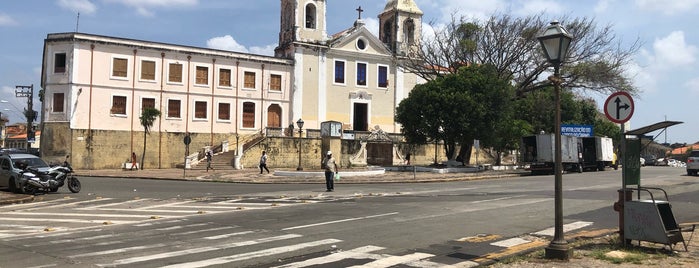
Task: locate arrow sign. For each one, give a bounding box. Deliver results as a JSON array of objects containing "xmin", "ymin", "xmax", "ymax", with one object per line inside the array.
[{"xmin": 604, "ymin": 92, "xmax": 634, "ymax": 124}]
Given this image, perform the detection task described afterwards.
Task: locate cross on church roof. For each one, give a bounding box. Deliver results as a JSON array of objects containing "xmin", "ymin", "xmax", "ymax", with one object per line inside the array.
[{"xmin": 356, "ymin": 6, "xmax": 364, "ymax": 20}]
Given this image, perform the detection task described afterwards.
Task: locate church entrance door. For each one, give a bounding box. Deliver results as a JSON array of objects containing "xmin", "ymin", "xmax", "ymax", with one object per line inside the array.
[{"xmin": 353, "ymin": 103, "xmax": 368, "ymax": 131}]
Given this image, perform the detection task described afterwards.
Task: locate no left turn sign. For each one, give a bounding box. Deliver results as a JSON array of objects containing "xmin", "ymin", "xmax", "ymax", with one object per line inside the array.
[{"xmin": 604, "ymin": 91, "xmax": 634, "ymax": 124}]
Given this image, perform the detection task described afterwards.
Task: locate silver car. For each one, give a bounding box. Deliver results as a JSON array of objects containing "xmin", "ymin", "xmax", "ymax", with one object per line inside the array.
[{"xmin": 0, "ymin": 153, "xmax": 50, "ymax": 193}]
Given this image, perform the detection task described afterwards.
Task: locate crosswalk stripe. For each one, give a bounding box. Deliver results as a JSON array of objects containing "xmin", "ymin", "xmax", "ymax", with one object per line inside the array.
[
  {"xmin": 159, "ymin": 239, "xmax": 343, "ymax": 268},
  {"xmin": 99, "ymin": 234, "xmax": 304, "ymax": 266},
  {"xmin": 175, "ymin": 226, "xmax": 238, "ymax": 236},
  {"xmin": 70, "ymin": 243, "xmax": 169, "ymax": 258},
  {"xmin": 2, "ymin": 212, "xmax": 160, "ymax": 218},
  {"xmin": 21, "ymin": 198, "xmax": 115, "ymax": 211},
  {"xmin": 201, "ymin": 230, "xmax": 255, "ymax": 240},
  {"xmin": 79, "ymin": 198, "xmax": 155, "ymax": 209},
  {"xmin": 0, "ymin": 218, "xmax": 137, "ymax": 224},
  {"xmin": 532, "ymin": 221, "xmax": 593, "ymax": 236},
  {"xmin": 347, "ymin": 252, "xmax": 434, "ymax": 268},
  {"xmin": 272, "ymin": 245, "xmax": 384, "ymax": 268}
]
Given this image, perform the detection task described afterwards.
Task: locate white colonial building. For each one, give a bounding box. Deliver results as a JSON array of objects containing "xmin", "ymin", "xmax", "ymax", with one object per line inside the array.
[{"xmin": 40, "ymin": 0, "xmax": 424, "ymax": 169}]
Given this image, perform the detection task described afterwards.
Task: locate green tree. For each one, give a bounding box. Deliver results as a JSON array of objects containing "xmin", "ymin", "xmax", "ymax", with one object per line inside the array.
[
  {"xmin": 139, "ymin": 107, "xmax": 161, "ymax": 170},
  {"xmin": 396, "ymin": 64, "xmax": 515, "ymax": 164}
]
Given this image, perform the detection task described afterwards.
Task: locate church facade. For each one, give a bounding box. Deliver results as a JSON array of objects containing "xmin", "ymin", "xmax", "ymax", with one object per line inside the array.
[{"xmin": 39, "ymin": 0, "xmax": 424, "ymax": 169}]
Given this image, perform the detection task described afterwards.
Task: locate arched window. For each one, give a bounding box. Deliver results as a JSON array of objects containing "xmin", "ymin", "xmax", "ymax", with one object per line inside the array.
[
  {"xmin": 242, "ymin": 102, "xmax": 256, "ymax": 128},
  {"xmin": 404, "ymin": 19, "xmax": 415, "ymax": 45},
  {"xmin": 305, "ymin": 4, "xmax": 316, "ymax": 29},
  {"xmin": 382, "ymin": 21, "xmax": 393, "ymax": 45}
]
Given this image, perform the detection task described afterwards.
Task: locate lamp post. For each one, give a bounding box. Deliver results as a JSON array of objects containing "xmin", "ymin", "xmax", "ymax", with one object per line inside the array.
[
  {"xmin": 537, "ymin": 20, "xmax": 573, "ymax": 260},
  {"xmin": 296, "ymin": 118, "xmax": 304, "ymax": 171}
]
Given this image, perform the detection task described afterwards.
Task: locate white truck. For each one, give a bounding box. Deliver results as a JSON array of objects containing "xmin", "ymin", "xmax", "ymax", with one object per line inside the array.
[
  {"xmin": 579, "ymin": 136, "xmax": 617, "ymax": 171},
  {"xmin": 521, "ymin": 134, "xmax": 582, "ymax": 175}
]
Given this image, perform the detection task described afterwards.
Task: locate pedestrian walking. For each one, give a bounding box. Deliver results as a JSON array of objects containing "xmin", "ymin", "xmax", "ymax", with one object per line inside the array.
[
  {"xmin": 259, "ymin": 151, "xmax": 270, "ymax": 174},
  {"xmin": 130, "ymin": 152, "xmax": 137, "ymax": 170},
  {"xmin": 322, "ymin": 151, "xmax": 338, "ymax": 192},
  {"xmin": 206, "ymin": 149, "xmax": 213, "ymax": 172}
]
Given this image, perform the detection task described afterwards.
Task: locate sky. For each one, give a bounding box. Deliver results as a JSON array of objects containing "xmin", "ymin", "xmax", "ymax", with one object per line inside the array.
[{"xmin": 0, "ymin": 0, "xmax": 698, "ymax": 144}]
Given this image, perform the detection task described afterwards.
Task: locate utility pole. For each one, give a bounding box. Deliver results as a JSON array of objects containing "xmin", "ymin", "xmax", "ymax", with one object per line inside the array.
[{"xmin": 15, "ymin": 85, "xmax": 34, "ymax": 152}]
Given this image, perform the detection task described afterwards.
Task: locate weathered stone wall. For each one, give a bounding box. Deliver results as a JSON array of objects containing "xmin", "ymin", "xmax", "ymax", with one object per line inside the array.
[{"xmin": 42, "ymin": 125, "xmax": 235, "ymax": 169}]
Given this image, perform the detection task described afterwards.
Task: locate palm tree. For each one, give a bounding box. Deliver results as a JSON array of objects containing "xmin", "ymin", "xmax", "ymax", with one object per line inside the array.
[{"xmin": 139, "ymin": 108, "xmax": 161, "ymax": 170}]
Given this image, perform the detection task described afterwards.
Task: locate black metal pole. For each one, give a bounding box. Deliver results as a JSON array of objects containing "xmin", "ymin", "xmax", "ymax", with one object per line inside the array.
[
  {"xmin": 545, "ymin": 64, "xmax": 571, "ymax": 259},
  {"xmin": 296, "ymin": 128, "xmax": 303, "ymax": 171}
]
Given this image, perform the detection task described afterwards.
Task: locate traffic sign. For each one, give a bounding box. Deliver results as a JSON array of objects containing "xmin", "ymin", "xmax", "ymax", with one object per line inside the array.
[{"xmin": 604, "ymin": 91, "xmax": 634, "ymax": 124}]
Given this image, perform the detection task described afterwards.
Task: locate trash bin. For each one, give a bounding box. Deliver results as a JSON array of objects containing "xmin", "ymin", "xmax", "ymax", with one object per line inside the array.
[{"xmin": 624, "ymin": 187, "xmax": 687, "ymax": 250}]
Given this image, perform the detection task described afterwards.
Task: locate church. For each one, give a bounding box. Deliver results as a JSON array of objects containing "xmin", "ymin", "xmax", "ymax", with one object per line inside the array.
[{"xmin": 39, "ymin": 0, "xmax": 425, "ymax": 169}]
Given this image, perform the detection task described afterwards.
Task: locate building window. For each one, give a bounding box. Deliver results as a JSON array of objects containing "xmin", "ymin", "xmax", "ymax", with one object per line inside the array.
[
  {"xmin": 357, "ymin": 39, "xmax": 367, "ymax": 50},
  {"xmin": 305, "ymin": 4, "xmax": 316, "ymax": 29},
  {"xmin": 194, "ymin": 101, "xmax": 207, "ymax": 120},
  {"xmin": 111, "ymin": 96, "xmax": 127, "ymax": 115},
  {"xmin": 242, "ymin": 102, "xmax": 255, "ymax": 128},
  {"xmin": 334, "ymin": 60, "xmax": 345, "ymax": 84},
  {"xmin": 54, "ymin": 53, "xmax": 66, "ymax": 73},
  {"xmin": 141, "ymin": 60, "xmax": 156, "ymax": 81},
  {"xmin": 378, "ymin": 65, "xmax": 389, "ymax": 88},
  {"xmin": 244, "ymin": 71, "xmax": 256, "ymax": 89},
  {"xmin": 219, "ymin": 68, "xmax": 232, "ymax": 87},
  {"xmin": 404, "ymin": 19, "xmax": 416, "ymax": 45},
  {"xmin": 142, "ymin": 98, "xmax": 155, "ymax": 111},
  {"xmin": 270, "ymin": 74, "xmax": 282, "ymax": 91},
  {"xmin": 169, "ymin": 63, "xmax": 183, "ymax": 83},
  {"xmin": 112, "ymin": 58, "xmax": 128, "ymax": 78},
  {"xmin": 195, "ymin": 66, "xmax": 209, "ymax": 85},
  {"xmin": 167, "ymin": 99, "xmax": 181, "ymax": 118},
  {"xmin": 356, "ymin": 62, "xmax": 367, "ymax": 86},
  {"xmin": 218, "ymin": 103, "xmax": 231, "ymax": 120},
  {"xmin": 52, "ymin": 93, "xmax": 64, "ymax": 112}
]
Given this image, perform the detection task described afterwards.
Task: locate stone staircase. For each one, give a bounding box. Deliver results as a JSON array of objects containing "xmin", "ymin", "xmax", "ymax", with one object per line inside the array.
[{"xmin": 189, "ymin": 132, "xmax": 265, "ymax": 171}]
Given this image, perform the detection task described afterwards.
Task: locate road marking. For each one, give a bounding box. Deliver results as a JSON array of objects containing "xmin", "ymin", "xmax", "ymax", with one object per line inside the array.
[
  {"xmin": 2, "ymin": 212, "xmax": 159, "ymax": 218},
  {"xmin": 79, "ymin": 198, "xmax": 154, "ymax": 209},
  {"xmin": 0, "ymin": 218, "xmax": 136, "ymax": 224},
  {"xmin": 99, "ymin": 234, "xmax": 304, "ymax": 266},
  {"xmin": 490, "ymin": 237, "xmax": 531, "ymax": 248},
  {"xmin": 348, "ymin": 252, "xmax": 434, "ymax": 268},
  {"xmin": 470, "ymin": 195, "xmax": 525, "ymax": 204},
  {"xmin": 174, "ymin": 226, "xmax": 238, "ymax": 236},
  {"xmin": 272, "ymin": 246, "xmax": 384, "ymax": 268},
  {"xmin": 19, "ymin": 198, "xmax": 115, "ymax": 211},
  {"xmin": 282, "ymin": 212, "xmax": 399, "ymax": 231},
  {"xmin": 201, "ymin": 230, "xmax": 255, "ymax": 240},
  {"xmin": 532, "ymin": 221, "xmax": 593, "ymax": 236},
  {"xmin": 159, "ymin": 239, "xmax": 343, "ymax": 268},
  {"xmin": 70, "ymin": 243, "xmax": 169, "ymax": 258}
]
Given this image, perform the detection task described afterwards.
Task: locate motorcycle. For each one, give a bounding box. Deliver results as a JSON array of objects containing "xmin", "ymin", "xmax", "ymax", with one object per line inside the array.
[{"xmin": 20, "ymin": 164, "xmax": 81, "ymax": 195}]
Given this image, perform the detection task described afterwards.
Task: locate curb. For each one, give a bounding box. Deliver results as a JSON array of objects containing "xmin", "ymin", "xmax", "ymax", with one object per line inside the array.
[{"xmin": 0, "ymin": 194, "xmax": 34, "ymax": 205}]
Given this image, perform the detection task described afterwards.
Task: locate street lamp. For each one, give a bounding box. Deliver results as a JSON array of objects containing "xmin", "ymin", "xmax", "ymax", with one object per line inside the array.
[
  {"xmin": 296, "ymin": 118, "xmax": 304, "ymax": 171},
  {"xmin": 537, "ymin": 20, "xmax": 573, "ymax": 260}
]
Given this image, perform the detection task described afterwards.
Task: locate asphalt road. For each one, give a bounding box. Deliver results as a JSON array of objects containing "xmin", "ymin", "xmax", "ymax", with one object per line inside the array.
[{"xmin": 0, "ymin": 166, "xmax": 697, "ymax": 267}]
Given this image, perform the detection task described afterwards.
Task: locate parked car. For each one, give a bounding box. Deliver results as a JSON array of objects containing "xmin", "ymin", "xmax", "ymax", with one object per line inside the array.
[
  {"xmin": 655, "ymin": 158, "xmax": 668, "ymax": 166},
  {"xmin": 640, "ymin": 157, "xmax": 646, "ymax": 167},
  {"xmin": 642, "ymin": 155, "xmax": 657, "ymax": 166},
  {"xmin": 0, "ymin": 153, "xmax": 51, "ymax": 193},
  {"xmin": 687, "ymin": 150, "xmax": 699, "ymax": 176}
]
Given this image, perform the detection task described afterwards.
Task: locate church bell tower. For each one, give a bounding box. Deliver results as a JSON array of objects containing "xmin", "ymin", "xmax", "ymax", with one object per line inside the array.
[
  {"xmin": 276, "ymin": 0, "xmax": 327, "ymax": 57},
  {"xmin": 378, "ymin": 0, "xmax": 423, "ymax": 56}
]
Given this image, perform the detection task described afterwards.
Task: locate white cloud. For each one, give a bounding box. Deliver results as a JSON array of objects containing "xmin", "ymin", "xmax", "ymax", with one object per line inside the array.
[
  {"xmin": 649, "ymin": 31, "xmax": 697, "ymax": 68},
  {"xmin": 624, "ymin": 60, "xmax": 656, "ymax": 93},
  {"xmin": 206, "ymin": 35, "xmax": 275, "ymax": 57},
  {"xmin": 594, "ymin": 0, "xmax": 613, "ymax": 13},
  {"xmin": 249, "ymin": 45, "xmax": 276, "ymax": 57},
  {"xmin": 58, "ymin": 0, "xmax": 97, "ymax": 14},
  {"xmin": 685, "ymin": 77, "xmax": 699, "ymax": 94},
  {"xmin": 514, "ymin": 0, "xmax": 564, "ymax": 17},
  {"xmin": 0, "ymin": 13, "xmax": 18, "ymax": 26},
  {"xmin": 363, "ymin": 18, "xmax": 380, "ymax": 38},
  {"xmin": 103, "ymin": 0, "xmax": 198, "ymax": 16},
  {"xmin": 635, "ymin": 0, "xmax": 699, "ymax": 15}
]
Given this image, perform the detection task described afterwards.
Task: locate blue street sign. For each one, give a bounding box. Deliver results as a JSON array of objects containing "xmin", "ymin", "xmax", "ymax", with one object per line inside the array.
[{"xmin": 561, "ymin": 124, "xmax": 593, "ymax": 137}]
